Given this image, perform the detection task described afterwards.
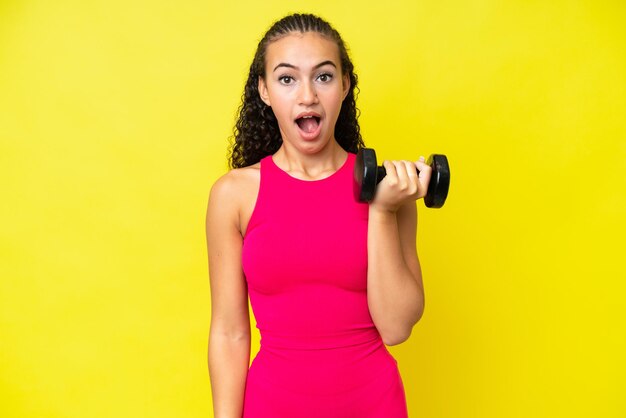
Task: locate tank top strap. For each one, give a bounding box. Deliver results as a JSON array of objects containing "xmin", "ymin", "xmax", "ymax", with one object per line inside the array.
[{"xmin": 243, "ymin": 155, "xmax": 271, "ymax": 240}]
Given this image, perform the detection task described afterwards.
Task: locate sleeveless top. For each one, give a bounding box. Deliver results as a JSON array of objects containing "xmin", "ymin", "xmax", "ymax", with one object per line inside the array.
[
  {"xmin": 241, "ymin": 151, "xmax": 383, "ymax": 350},
  {"xmin": 239, "ymin": 152, "xmax": 409, "ymax": 417}
]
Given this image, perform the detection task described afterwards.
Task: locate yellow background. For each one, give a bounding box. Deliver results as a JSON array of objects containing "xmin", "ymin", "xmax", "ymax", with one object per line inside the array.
[{"xmin": 1, "ymin": 1, "xmax": 624, "ymax": 417}]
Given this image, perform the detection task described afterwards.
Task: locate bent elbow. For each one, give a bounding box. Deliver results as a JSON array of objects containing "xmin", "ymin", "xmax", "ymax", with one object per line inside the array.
[{"xmin": 382, "ymin": 329, "xmax": 411, "ymax": 346}]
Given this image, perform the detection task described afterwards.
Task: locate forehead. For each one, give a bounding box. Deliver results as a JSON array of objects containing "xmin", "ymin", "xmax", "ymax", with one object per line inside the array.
[{"xmin": 265, "ymin": 32, "xmax": 341, "ymax": 71}]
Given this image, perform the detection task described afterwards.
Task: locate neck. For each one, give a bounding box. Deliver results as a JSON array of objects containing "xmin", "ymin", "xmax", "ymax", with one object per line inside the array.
[{"xmin": 272, "ymin": 140, "xmax": 348, "ymax": 179}]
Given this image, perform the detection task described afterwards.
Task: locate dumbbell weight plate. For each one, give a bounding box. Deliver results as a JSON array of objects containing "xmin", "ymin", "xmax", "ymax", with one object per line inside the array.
[
  {"xmin": 424, "ymin": 154, "xmax": 450, "ymax": 208},
  {"xmin": 353, "ymin": 148, "xmax": 379, "ymax": 202}
]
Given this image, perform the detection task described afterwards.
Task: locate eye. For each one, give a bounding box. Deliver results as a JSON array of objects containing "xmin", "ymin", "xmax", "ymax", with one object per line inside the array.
[
  {"xmin": 279, "ymin": 75, "xmax": 294, "ymax": 85},
  {"xmin": 317, "ymin": 73, "xmax": 333, "ymax": 83}
]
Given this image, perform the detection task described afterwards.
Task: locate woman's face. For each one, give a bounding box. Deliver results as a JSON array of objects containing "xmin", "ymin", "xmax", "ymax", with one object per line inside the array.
[{"xmin": 258, "ymin": 32, "xmax": 350, "ymax": 151}]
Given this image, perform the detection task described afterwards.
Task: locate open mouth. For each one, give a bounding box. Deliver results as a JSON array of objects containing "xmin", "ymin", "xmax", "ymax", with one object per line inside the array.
[{"xmin": 295, "ymin": 115, "xmax": 321, "ymax": 134}]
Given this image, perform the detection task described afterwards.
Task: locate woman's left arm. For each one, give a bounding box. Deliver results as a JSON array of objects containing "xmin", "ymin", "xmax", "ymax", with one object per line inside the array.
[
  {"xmin": 367, "ymin": 200, "xmax": 424, "ymax": 346},
  {"xmin": 366, "ymin": 156, "xmax": 432, "ymax": 346}
]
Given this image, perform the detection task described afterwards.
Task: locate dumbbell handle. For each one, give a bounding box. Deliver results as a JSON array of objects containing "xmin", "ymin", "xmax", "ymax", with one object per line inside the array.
[{"xmin": 375, "ymin": 155, "xmax": 450, "ymax": 208}]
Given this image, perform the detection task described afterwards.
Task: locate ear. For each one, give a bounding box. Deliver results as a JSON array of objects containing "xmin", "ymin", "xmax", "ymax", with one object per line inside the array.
[
  {"xmin": 258, "ymin": 76, "xmax": 271, "ymax": 106},
  {"xmin": 342, "ymin": 73, "xmax": 351, "ymax": 101}
]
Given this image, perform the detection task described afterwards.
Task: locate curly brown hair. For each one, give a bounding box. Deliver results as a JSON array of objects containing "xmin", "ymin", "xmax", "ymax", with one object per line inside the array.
[{"xmin": 227, "ymin": 13, "xmax": 365, "ymax": 169}]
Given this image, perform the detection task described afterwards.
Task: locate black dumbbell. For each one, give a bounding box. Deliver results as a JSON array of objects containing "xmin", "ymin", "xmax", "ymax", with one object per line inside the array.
[{"xmin": 353, "ymin": 148, "xmax": 450, "ymax": 208}]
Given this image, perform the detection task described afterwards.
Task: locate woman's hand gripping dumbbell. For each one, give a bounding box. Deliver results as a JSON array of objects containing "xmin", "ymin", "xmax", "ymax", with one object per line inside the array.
[{"xmin": 353, "ymin": 148, "xmax": 450, "ymax": 209}]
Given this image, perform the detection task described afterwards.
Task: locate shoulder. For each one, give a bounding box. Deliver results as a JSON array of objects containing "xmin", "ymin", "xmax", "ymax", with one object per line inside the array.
[
  {"xmin": 207, "ymin": 162, "xmax": 261, "ymax": 230},
  {"xmin": 211, "ymin": 163, "xmax": 260, "ymax": 193},
  {"xmin": 210, "ymin": 162, "xmax": 260, "ymax": 199}
]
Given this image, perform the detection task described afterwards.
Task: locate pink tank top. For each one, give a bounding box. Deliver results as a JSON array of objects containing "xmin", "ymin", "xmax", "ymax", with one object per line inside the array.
[
  {"xmin": 240, "ymin": 152, "xmax": 408, "ymax": 417},
  {"xmin": 242, "ymin": 151, "xmax": 383, "ymax": 350}
]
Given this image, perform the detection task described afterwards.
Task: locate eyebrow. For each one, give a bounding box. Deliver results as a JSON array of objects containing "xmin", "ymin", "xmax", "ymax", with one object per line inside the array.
[{"xmin": 272, "ymin": 60, "xmax": 337, "ymax": 73}]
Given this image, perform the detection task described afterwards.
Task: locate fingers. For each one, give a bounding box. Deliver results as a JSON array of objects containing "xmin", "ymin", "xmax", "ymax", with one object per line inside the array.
[
  {"xmin": 382, "ymin": 160, "xmax": 419, "ymax": 196},
  {"xmin": 382, "ymin": 160, "xmax": 397, "ymax": 182},
  {"xmin": 381, "ymin": 160, "xmax": 406, "ymax": 187},
  {"xmin": 382, "ymin": 157, "xmax": 432, "ymax": 199},
  {"xmin": 401, "ymin": 160, "xmax": 418, "ymax": 195},
  {"xmin": 415, "ymin": 156, "xmax": 432, "ymax": 197},
  {"xmin": 414, "ymin": 156, "xmax": 431, "ymax": 179}
]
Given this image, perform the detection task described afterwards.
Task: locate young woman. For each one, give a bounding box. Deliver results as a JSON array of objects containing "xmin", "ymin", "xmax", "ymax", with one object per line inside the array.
[{"xmin": 206, "ymin": 13, "xmax": 431, "ymax": 418}]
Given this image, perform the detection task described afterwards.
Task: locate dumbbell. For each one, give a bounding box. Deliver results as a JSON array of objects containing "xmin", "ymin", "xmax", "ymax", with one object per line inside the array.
[{"xmin": 353, "ymin": 148, "xmax": 450, "ymax": 208}]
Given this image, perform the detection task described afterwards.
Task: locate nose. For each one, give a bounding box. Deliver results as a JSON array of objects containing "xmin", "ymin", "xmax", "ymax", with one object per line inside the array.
[{"xmin": 298, "ymin": 80, "xmax": 318, "ymax": 105}]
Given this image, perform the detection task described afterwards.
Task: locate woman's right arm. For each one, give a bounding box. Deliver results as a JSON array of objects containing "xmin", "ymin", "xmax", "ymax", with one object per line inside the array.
[{"xmin": 205, "ymin": 172, "xmax": 251, "ymax": 418}]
